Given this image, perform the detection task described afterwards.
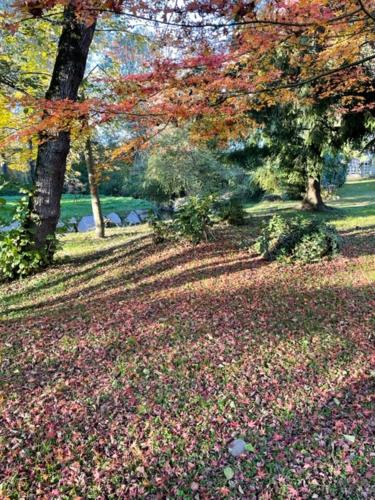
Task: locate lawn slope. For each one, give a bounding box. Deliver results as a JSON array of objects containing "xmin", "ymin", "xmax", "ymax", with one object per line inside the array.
[{"xmin": 0, "ymin": 181, "xmax": 374, "ymax": 498}]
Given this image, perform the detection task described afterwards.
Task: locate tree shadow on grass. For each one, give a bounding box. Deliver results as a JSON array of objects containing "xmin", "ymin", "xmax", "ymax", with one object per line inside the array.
[
  {"xmin": 0, "ymin": 223, "xmax": 261, "ymax": 320},
  {"xmin": 2, "ymin": 216, "xmax": 374, "ymax": 323},
  {"xmin": 0, "ymin": 235, "xmax": 153, "ymax": 312},
  {"xmin": 2, "ymin": 268, "xmax": 373, "ymax": 391},
  {"xmin": 332, "ymin": 204, "xmax": 375, "ymax": 222},
  {"xmin": 341, "ymin": 225, "xmax": 375, "ymax": 258},
  {"xmin": 59, "ymin": 232, "xmax": 150, "ymax": 266},
  {"xmin": 1, "ymin": 249, "xmax": 263, "ymax": 320},
  {"xmin": 0, "ymin": 277, "xmax": 373, "ymax": 497},
  {"xmin": 0, "ymin": 232, "xmax": 374, "ymax": 497}
]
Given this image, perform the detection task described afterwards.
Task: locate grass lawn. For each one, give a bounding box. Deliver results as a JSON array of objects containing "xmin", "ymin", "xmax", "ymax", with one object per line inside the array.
[
  {"xmin": 245, "ymin": 178, "xmax": 375, "ymax": 230},
  {"xmin": 1, "ymin": 194, "xmax": 153, "ymax": 225},
  {"xmin": 0, "ymin": 180, "xmax": 374, "ymax": 497}
]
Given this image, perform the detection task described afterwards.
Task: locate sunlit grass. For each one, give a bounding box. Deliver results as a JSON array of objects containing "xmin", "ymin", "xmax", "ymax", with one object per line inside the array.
[
  {"xmin": 1, "ymin": 194, "xmax": 153, "ymax": 224},
  {"xmin": 245, "ymin": 179, "xmax": 375, "ymax": 230}
]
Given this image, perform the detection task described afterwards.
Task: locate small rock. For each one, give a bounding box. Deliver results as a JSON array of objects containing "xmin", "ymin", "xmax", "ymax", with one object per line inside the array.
[{"xmin": 228, "ymin": 438, "xmax": 247, "ymax": 457}]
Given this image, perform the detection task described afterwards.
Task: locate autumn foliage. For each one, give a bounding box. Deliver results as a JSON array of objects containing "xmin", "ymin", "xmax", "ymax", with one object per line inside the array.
[{"xmin": 1, "ymin": 1, "xmax": 374, "ymax": 151}]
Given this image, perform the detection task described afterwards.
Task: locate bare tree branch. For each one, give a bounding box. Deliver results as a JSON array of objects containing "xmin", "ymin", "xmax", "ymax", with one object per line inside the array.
[{"xmin": 357, "ymin": 0, "xmax": 375, "ymax": 22}]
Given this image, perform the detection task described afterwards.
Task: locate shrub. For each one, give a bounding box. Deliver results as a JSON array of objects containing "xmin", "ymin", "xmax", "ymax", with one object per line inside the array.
[
  {"xmin": 173, "ymin": 195, "xmax": 215, "ymax": 244},
  {"xmin": 254, "ymin": 215, "xmax": 342, "ymax": 264},
  {"xmin": 148, "ymin": 214, "xmax": 175, "ymax": 244},
  {"xmin": 150, "ymin": 195, "xmax": 216, "ymax": 245},
  {"xmin": 217, "ymin": 197, "xmax": 246, "ymax": 225},
  {"xmin": 0, "ymin": 189, "xmax": 56, "ymax": 280},
  {"xmin": 292, "ymin": 225, "xmax": 342, "ymax": 264}
]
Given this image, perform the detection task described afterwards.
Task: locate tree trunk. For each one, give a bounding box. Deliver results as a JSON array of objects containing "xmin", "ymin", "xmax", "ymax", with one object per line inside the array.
[
  {"xmin": 85, "ymin": 137, "xmax": 105, "ymax": 238},
  {"xmin": 30, "ymin": 4, "xmax": 96, "ymax": 254},
  {"xmin": 301, "ymin": 176, "xmax": 328, "ymax": 211},
  {"xmin": 1, "ymin": 161, "xmax": 8, "ymax": 177}
]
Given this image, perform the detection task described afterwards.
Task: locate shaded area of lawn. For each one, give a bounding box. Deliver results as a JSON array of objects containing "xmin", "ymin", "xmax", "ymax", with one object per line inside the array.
[
  {"xmin": 1, "ymin": 236, "xmax": 374, "ymax": 497},
  {"xmin": 0, "ymin": 182, "xmax": 374, "ymax": 497}
]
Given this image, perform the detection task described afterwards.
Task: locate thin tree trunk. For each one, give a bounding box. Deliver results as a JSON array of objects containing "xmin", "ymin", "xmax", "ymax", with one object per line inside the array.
[
  {"xmin": 1, "ymin": 161, "xmax": 8, "ymax": 177},
  {"xmin": 85, "ymin": 137, "xmax": 105, "ymax": 238},
  {"xmin": 30, "ymin": 4, "xmax": 96, "ymax": 255},
  {"xmin": 301, "ymin": 176, "xmax": 328, "ymax": 211}
]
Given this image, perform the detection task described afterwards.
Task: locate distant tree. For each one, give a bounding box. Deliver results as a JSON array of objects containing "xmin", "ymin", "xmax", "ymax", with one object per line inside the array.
[
  {"xmin": 84, "ymin": 135, "xmax": 105, "ymax": 238},
  {"xmin": 145, "ymin": 127, "xmax": 226, "ymax": 200},
  {"xmin": 121, "ymin": 153, "xmax": 148, "ymax": 198},
  {"xmin": 249, "ymin": 102, "xmax": 370, "ymax": 209}
]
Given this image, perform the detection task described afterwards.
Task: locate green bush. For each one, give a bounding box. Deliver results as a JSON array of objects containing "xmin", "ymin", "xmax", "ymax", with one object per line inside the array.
[
  {"xmin": 0, "ymin": 189, "xmax": 55, "ymax": 280},
  {"xmin": 292, "ymin": 225, "xmax": 342, "ymax": 263},
  {"xmin": 254, "ymin": 215, "xmax": 342, "ymax": 263},
  {"xmin": 217, "ymin": 197, "xmax": 246, "ymax": 225},
  {"xmin": 173, "ymin": 195, "xmax": 215, "ymax": 244},
  {"xmin": 148, "ymin": 214, "xmax": 175, "ymax": 244},
  {"xmin": 150, "ymin": 195, "xmax": 216, "ymax": 245}
]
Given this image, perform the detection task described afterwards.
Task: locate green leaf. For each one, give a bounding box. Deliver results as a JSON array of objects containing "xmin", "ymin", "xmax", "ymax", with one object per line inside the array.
[
  {"xmin": 245, "ymin": 443, "xmax": 255, "ymax": 452},
  {"xmin": 343, "ymin": 434, "xmax": 355, "ymax": 444},
  {"xmin": 223, "ymin": 466, "xmax": 234, "ymax": 480}
]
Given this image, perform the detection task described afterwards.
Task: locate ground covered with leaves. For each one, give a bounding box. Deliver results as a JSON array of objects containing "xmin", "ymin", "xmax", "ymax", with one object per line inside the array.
[{"xmin": 0, "ymin": 182, "xmax": 374, "ymax": 498}]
